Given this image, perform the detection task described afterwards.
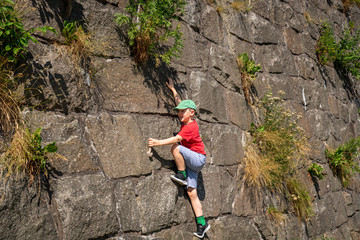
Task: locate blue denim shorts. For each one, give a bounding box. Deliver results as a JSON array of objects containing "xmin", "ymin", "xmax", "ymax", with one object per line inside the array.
[{"xmin": 178, "ymin": 145, "xmax": 206, "ymax": 189}]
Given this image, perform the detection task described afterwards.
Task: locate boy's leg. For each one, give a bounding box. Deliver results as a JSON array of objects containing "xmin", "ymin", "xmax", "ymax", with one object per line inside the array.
[
  {"xmin": 170, "ymin": 144, "xmax": 187, "ymax": 185},
  {"xmin": 187, "ymin": 187, "xmax": 203, "ymax": 217},
  {"xmin": 171, "ymin": 144, "xmax": 186, "ymax": 171},
  {"xmin": 188, "ymin": 187, "xmax": 210, "ymax": 238}
]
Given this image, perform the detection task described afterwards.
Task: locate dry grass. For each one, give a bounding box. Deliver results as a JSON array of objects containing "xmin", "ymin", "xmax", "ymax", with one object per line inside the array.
[
  {"xmin": 243, "ymin": 143, "xmax": 283, "ymax": 191},
  {"xmin": 0, "ymin": 58, "xmax": 21, "ymax": 136}
]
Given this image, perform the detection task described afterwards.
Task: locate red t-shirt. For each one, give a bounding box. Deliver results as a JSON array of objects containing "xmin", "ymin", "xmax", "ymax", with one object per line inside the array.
[{"xmin": 177, "ymin": 120, "xmax": 206, "ymax": 155}]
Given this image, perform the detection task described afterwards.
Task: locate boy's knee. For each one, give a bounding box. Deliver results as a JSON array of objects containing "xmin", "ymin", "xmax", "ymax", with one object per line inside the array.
[
  {"xmin": 171, "ymin": 144, "xmax": 180, "ymax": 154},
  {"xmin": 187, "ymin": 187, "xmax": 197, "ymax": 198}
]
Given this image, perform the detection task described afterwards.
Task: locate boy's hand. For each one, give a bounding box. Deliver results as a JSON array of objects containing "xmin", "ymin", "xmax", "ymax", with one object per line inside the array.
[
  {"xmin": 166, "ymin": 78, "xmax": 175, "ymax": 91},
  {"xmin": 148, "ymin": 138, "xmax": 159, "ymax": 147}
]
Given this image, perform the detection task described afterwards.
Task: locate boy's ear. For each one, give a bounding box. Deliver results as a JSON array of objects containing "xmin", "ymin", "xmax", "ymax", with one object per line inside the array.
[{"xmin": 189, "ymin": 109, "xmax": 195, "ymax": 116}]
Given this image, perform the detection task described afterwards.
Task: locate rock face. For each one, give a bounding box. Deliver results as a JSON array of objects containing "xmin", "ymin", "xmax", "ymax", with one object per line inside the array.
[{"xmin": 1, "ymin": 0, "xmax": 360, "ymax": 239}]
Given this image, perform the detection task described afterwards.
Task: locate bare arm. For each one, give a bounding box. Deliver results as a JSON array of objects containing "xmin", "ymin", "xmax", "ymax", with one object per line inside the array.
[
  {"xmin": 166, "ymin": 78, "xmax": 181, "ymax": 105},
  {"xmin": 148, "ymin": 135, "xmax": 183, "ymax": 147}
]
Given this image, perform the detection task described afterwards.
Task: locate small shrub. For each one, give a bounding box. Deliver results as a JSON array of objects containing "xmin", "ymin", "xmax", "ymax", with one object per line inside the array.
[
  {"xmin": 0, "ymin": 0, "xmax": 56, "ymax": 62},
  {"xmin": 236, "ymin": 52, "xmax": 261, "ymax": 105},
  {"xmin": 115, "ymin": 0, "xmax": 185, "ymax": 65},
  {"xmin": 308, "ymin": 163, "xmax": 326, "ymax": 180},
  {"xmin": 1, "ymin": 127, "xmax": 58, "ymax": 185},
  {"xmin": 317, "ymin": 22, "xmax": 360, "ymax": 80},
  {"xmin": 266, "ymin": 205, "xmax": 286, "ymax": 224},
  {"xmin": 325, "ymin": 137, "xmax": 360, "ymax": 187}
]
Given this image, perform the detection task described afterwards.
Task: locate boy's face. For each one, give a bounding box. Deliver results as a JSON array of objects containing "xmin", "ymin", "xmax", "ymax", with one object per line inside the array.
[{"xmin": 178, "ymin": 108, "xmax": 195, "ymax": 123}]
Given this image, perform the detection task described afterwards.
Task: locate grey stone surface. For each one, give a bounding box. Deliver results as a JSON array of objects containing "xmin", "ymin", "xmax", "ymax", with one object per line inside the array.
[
  {"xmin": 0, "ymin": 177, "xmax": 58, "ymax": 240},
  {"xmin": 85, "ymin": 112, "xmax": 155, "ymax": 178},
  {"xmin": 52, "ymin": 173, "xmax": 118, "ymax": 240},
  {"xmin": 134, "ymin": 170, "xmax": 188, "ymax": 233}
]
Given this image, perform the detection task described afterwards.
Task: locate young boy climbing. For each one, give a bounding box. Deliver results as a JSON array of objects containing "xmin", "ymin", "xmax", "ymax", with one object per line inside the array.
[{"xmin": 148, "ymin": 78, "xmax": 210, "ymax": 238}]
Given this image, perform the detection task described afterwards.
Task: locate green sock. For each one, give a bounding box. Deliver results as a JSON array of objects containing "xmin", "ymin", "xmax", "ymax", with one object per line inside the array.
[
  {"xmin": 178, "ymin": 170, "xmax": 187, "ymax": 178},
  {"xmin": 196, "ymin": 216, "xmax": 205, "ymax": 226}
]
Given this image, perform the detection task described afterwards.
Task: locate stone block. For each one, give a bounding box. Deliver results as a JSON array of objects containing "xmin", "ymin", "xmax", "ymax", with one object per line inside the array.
[
  {"xmin": 134, "ymin": 115, "xmax": 179, "ymax": 169},
  {"xmin": 294, "ymin": 54, "xmax": 317, "ymax": 81},
  {"xmin": 201, "ymin": 165, "xmax": 221, "ymax": 217},
  {"xmin": 220, "ymin": 166, "xmax": 237, "ymax": 214},
  {"xmin": 246, "ymin": 12, "xmax": 284, "ymax": 44},
  {"xmin": 305, "ymin": 109, "xmax": 332, "ymax": 141},
  {"xmin": 135, "ymin": 170, "xmax": 187, "ymax": 233},
  {"xmin": 207, "ymin": 44, "xmax": 243, "ymax": 91},
  {"xmin": 210, "ymin": 215, "xmax": 261, "ymax": 240},
  {"xmin": 226, "ymin": 90, "xmax": 253, "ymax": 131},
  {"xmin": 201, "ymin": 5, "xmax": 223, "ymax": 44},
  {"xmin": 254, "ymin": 45, "xmax": 297, "ymax": 75},
  {"xmin": 114, "ymin": 179, "xmax": 141, "ymax": 232},
  {"xmin": 93, "ymin": 57, "xmax": 174, "ymax": 113},
  {"xmin": 85, "ymin": 112, "xmax": 155, "ymax": 178},
  {"xmin": 0, "ymin": 177, "xmax": 57, "ymax": 240},
  {"xmin": 175, "ymin": 23, "xmax": 203, "ymax": 68},
  {"xmin": 52, "ymin": 173, "xmax": 119, "ymax": 239},
  {"xmin": 202, "ymin": 124, "xmax": 244, "ymax": 166},
  {"xmin": 189, "ymin": 72, "xmax": 229, "ymax": 123}
]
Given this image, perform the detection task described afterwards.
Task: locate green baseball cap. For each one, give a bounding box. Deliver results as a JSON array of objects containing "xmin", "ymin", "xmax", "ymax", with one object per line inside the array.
[{"xmin": 173, "ymin": 99, "xmax": 197, "ymax": 111}]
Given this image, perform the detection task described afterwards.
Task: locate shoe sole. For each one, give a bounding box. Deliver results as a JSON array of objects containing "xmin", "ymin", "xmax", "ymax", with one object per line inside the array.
[
  {"xmin": 194, "ymin": 224, "xmax": 211, "ymax": 238},
  {"xmin": 170, "ymin": 175, "xmax": 188, "ymax": 186}
]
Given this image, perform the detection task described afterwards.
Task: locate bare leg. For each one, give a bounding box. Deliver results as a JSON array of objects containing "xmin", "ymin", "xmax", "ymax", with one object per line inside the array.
[
  {"xmin": 171, "ymin": 144, "xmax": 186, "ymax": 171},
  {"xmin": 187, "ymin": 187, "xmax": 203, "ymax": 217}
]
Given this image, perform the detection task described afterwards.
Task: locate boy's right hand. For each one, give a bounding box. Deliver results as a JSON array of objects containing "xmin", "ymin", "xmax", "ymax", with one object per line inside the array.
[{"xmin": 166, "ymin": 78, "xmax": 175, "ymax": 91}]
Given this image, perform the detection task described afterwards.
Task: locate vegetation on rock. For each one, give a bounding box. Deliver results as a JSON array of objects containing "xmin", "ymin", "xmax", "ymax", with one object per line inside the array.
[
  {"xmin": 307, "ymin": 163, "xmax": 326, "ymax": 180},
  {"xmin": 317, "ymin": 22, "xmax": 360, "ymax": 80},
  {"xmin": 115, "ymin": 0, "xmax": 185, "ymax": 65},
  {"xmin": 244, "ymin": 91, "xmax": 312, "ymax": 220},
  {"xmin": 236, "ymin": 52, "xmax": 261, "ymax": 105},
  {"xmin": 325, "ymin": 136, "xmax": 360, "ymax": 187}
]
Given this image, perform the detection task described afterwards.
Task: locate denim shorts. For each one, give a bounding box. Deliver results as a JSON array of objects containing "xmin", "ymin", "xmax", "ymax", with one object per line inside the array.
[{"xmin": 179, "ymin": 145, "xmax": 206, "ymax": 189}]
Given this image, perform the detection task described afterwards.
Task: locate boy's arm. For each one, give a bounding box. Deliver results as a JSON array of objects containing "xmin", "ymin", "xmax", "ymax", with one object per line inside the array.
[
  {"xmin": 166, "ymin": 78, "xmax": 181, "ymax": 105},
  {"xmin": 148, "ymin": 135, "xmax": 183, "ymax": 147}
]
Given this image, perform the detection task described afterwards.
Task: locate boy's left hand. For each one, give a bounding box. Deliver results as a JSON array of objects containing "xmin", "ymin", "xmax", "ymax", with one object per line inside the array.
[{"xmin": 148, "ymin": 138, "xmax": 159, "ymax": 147}]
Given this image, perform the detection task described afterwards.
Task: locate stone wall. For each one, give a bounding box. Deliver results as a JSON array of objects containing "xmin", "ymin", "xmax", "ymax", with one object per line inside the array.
[{"xmin": 1, "ymin": 0, "xmax": 360, "ymax": 239}]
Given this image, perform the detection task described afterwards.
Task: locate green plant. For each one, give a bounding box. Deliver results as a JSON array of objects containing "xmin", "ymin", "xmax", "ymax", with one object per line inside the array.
[
  {"xmin": 325, "ymin": 136, "xmax": 360, "ymax": 187},
  {"xmin": 0, "ymin": 0, "xmax": 56, "ymax": 62},
  {"xmin": 115, "ymin": 0, "xmax": 185, "ymax": 65},
  {"xmin": 244, "ymin": 91, "xmax": 312, "ymax": 220},
  {"xmin": 308, "ymin": 163, "xmax": 326, "ymax": 180},
  {"xmin": 317, "ymin": 22, "xmax": 360, "ymax": 80},
  {"xmin": 236, "ymin": 52, "xmax": 261, "ymax": 105},
  {"xmin": 1, "ymin": 127, "xmax": 58, "ymax": 184}
]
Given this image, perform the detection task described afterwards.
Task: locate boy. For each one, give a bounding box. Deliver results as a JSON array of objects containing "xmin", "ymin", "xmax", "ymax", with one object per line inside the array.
[{"xmin": 148, "ymin": 78, "xmax": 210, "ymax": 238}]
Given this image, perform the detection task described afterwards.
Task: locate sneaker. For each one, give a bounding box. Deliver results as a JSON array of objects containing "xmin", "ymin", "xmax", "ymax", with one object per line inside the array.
[
  {"xmin": 170, "ymin": 172, "xmax": 187, "ymax": 186},
  {"xmin": 194, "ymin": 222, "xmax": 210, "ymax": 238}
]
